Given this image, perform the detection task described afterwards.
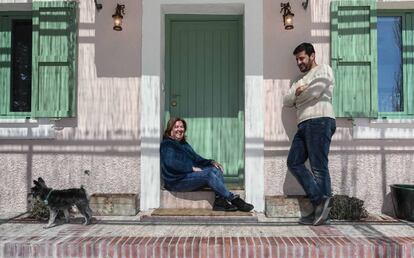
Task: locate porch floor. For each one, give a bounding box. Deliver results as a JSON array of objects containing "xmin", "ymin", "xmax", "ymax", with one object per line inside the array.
[{"xmin": 0, "ymin": 212, "xmax": 413, "ymax": 258}]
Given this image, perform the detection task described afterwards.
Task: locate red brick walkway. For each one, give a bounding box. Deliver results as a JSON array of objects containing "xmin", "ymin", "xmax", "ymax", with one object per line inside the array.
[
  {"xmin": 1, "ymin": 219, "xmax": 413, "ymax": 258},
  {"xmin": 2, "ymin": 235, "xmax": 414, "ymax": 258}
]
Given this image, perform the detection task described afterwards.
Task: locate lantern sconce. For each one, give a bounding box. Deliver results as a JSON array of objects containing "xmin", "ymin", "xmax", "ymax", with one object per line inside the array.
[
  {"xmin": 112, "ymin": 4, "xmax": 125, "ymax": 31},
  {"xmin": 302, "ymin": 0, "xmax": 309, "ymax": 10},
  {"xmin": 280, "ymin": 2, "xmax": 294, "ymax": 30},
  {"xmin": 94, "ymin": 0, "xmax": 103, "ymax": 10}
]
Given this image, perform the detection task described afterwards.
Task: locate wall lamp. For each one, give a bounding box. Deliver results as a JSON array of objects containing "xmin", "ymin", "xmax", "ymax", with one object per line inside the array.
[
  {"xmin": 112, "ymin": 4, "xmax": 125, "ymax": 31},
  {"xmin": 302, "ymin": 0, "xmax": 309, "ymax": 10},
  {"xmin": 280, "ymin": 2, "xmax": 294, "ymax": 30},
  {"xmin": 94, "ymin": 0, "xmax": 102, "ymax": 10}
]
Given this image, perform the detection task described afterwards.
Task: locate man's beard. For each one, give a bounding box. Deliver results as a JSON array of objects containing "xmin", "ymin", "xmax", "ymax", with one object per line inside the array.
[{"xmin": 299, "ymin": 63, "xmax": 310, "ymax": 72}]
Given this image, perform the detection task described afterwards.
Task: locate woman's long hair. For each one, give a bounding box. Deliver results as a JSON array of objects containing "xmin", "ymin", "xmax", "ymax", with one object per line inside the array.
[{"xmin": 163, "ymin": 117, "xmax": 187, "ymax": 141}]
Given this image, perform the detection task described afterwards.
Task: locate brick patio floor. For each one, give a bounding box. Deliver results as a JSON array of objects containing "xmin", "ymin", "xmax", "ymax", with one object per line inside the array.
[{"xmin": 0, "ymin": 213, "xmax": 413, "ymax": 258}]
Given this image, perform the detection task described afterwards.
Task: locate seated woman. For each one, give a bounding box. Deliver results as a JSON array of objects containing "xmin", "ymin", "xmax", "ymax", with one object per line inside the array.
[{"xmin": 160, "ymin": 117, "xmax": 254, "ymax": 212}]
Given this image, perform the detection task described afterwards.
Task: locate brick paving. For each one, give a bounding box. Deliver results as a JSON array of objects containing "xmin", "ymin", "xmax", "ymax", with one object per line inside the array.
[{"xmin": 0, "ymin": 215, "xmax": 413, "ymax": 258}]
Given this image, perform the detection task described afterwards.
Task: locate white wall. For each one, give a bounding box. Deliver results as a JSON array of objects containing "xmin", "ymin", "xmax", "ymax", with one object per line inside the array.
[
  {"xmin": 263, "ymin": 0, "xmax": 414, "ymax": 214},
  {"xmin": 0, "ymin": 0, "xmax": 142, "ymax": 214},
  {"xmin": 1, "ymin": 0, "xmax": 414, "ymax": 216}
]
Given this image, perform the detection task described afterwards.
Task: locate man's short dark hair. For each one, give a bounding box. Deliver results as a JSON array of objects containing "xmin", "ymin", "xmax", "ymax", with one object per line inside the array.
[{"xmin": 293, "ymin": 42, "xmax": 315, "ymax": 56}]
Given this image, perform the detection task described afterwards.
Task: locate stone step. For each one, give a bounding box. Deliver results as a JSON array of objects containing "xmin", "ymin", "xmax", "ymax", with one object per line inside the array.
[
  {"xmin": 265, "ymin": 195, "xmax": 313, "ymax": 217},
  {"xmin": 140, "ymin": 208, "xmax": 258, "ymax": 223},
  {"xmin": 89, "ymin": 193, "xmax": 139, "ymax": 216},
  {"xmin": 160, "ymin": 189, "xmax": 245, "ymax": 209}
]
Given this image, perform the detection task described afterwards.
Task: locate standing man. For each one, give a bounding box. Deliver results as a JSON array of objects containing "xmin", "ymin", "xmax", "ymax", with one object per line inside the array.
[{"xmin": 283, "ymin": 42, "xmax": 336, "ymax": 226}]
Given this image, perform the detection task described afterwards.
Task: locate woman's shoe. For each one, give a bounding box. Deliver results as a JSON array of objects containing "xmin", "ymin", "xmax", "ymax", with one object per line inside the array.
[
  {"xmin": 213, "ymin": 197, "xmax": 238, "ymax": 212},
  {"xmin": 231, "ymin": 197, "xmax": 254, "ymax": 212}
]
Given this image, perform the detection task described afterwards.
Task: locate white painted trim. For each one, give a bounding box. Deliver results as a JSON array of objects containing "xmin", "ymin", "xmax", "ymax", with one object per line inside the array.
[
  {"xmin": 161, "ymin": 4, "xmax": 244, "ymax": 14},
  {"xmin": 378, "ymin": 1, "xmax": 414, "ymax": 10},
  {"xmin": 140, "ymin": 0, "xmax": 264, "ymax": 211},
  {"xmin": 353, "ymin": 118, "xmax": 414, "ymax": 139},
  {"xmin": 0, "ymin": 3, "xmax": 31, "ymax": 10},
  {"xmin": 0, "ymin": 118, "xmax": 55, "ymax": 139}
]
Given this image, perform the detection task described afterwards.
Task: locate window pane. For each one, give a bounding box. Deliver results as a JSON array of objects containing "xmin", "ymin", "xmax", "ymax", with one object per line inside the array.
[
  {"xmin": 378, "ymin": 16, "xmax": 403, "ymax": 113},
  {"xmin": 11, "ymin": 20, "xmax": 32, "ymax": 112}
]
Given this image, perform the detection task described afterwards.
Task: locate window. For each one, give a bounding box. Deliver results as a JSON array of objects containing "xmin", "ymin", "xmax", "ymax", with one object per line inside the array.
[
  {"xmin": 11, "ymin": 19, "xmax": 33, "ymax": 113},
  {"xmin": 331, "ymin": 1, "xmax": 414, "ymax": 118},
  {"xmin": 0, "ymin": 1, "xmax": 78, "ymax": 118},
  {"xmin": 378, "ymin": 15, "xmax": 403, "ymax": 114}
]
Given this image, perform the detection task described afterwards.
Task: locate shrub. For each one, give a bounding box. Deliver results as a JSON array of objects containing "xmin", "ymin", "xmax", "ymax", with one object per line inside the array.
[
  {"xmin": 29, "ymin": 198, "xmax": 49, "ymax": 221},
  {"xmin": 329, "ymin": 194, "xmax": 368, "ymax": 220}
]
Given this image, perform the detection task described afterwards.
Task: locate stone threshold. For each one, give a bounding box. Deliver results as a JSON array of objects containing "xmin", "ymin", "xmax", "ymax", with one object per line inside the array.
[{"xmin": 139, "ymin": 208, "xmax": 257, "ymax": 223}]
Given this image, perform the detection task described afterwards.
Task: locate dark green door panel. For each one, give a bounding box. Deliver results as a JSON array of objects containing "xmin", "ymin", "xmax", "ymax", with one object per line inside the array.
[{"xmin": 165, "ymin": 15, "xmax": 244, "ymax": 185}]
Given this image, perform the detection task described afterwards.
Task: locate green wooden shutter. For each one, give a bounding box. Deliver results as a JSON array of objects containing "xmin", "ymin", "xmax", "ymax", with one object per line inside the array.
[
  {"xmin": 404, "ymin": 12, "xmax": 414, "ymax": 115},
  {"xmin": 0, "ymin": 16, "xmax": 11, "ymax": 116},
  {"xmin": 32, "ymin": 1, "xmax": 77, "ymax": 117},
  {"xmin": 331, "ymin": 0, "xmax": 378, "ymax": 117}
]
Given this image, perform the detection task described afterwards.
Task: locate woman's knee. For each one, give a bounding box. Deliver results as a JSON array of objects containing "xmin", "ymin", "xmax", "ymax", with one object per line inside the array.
[
  {"xmin": 205, "ymin": 170, "xmax": 220, "ymax": 183},
  {"xmin": 209, "ymin": 167, "xmax": 222, "ymax": 176}
]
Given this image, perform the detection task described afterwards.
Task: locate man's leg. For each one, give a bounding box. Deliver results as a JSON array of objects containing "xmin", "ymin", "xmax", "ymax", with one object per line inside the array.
[
  {"xmin": 287, "ymin": 123, "xmax": 323, "ymax": 205},
  {"xmin": 305, "ymin": 117, "xmax": 336, "ymax": 225},
  {"xmin": 306, "ymin": 118, "xmax": 336, "ymax": 198}
]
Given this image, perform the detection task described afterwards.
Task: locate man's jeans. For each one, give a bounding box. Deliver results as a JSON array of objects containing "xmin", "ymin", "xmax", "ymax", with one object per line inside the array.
[
  {"xmin": 166, "ymin": 167, "xmax": 234, "ymax": 200},
  {"xmin": 287, "ymin": 117, "xmax": 336, "ymax": 206}
]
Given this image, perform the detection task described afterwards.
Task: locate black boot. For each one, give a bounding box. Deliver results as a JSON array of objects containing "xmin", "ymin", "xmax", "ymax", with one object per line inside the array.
[
  {"xmin": 213, "ymin": 196, "xmax": 238, "ymax": 212},
  {"xmin": 231, "ymin": 196, "xmax": 254, "ymax": 212}
]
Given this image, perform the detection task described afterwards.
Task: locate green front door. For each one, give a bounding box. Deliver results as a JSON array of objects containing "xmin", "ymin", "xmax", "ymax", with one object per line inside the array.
[{"xmin": 165, "ymin": 15, "xmax": 244, "ymax": 186}]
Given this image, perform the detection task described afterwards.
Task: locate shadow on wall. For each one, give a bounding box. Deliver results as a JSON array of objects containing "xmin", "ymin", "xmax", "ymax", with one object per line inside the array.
[
  {"xmin": 263, "ymin": 0, "xmax": 414, "ymax": 213},
  {"xmin": 281, "ymin": 106, "xmax": 303, "ymax": 194},
  {"xmin": 0, "ymin": 0, "xmax": 144, "ymax": 214},
  {"xmin": 381, "ymin": 192, "xmax": 395, "ymax": 216},
  {"xmin": 264, "ymin": 0, "xmax": 332, "ymax": 197},
  {"xmin": 263, "ymin": 0, "xmax": 330, "ymax": 80},
  {"xmin": 92, "ymin": 0, "xmax": 142, "ymax": 78}
]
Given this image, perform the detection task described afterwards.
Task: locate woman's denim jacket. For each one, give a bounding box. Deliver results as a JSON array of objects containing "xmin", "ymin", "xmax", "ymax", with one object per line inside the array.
[{"xmin": 160, "ymin": 137, "xmax": 213, "ymax": 187}]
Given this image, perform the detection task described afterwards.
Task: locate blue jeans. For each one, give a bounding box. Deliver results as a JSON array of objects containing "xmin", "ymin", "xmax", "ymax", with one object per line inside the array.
[
  {"xmin": 287, "ymin": 117, "xmax": 336, "ymax": 206},
  {"xmin": 166, "ymin": 167, "xmax": 234, "ymax": 200}
]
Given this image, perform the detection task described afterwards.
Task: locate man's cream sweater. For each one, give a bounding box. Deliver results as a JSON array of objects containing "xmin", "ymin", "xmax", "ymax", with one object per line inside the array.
[{"xmin": 283, "ymin": 64, "xmax": 336, "ymax": 125}]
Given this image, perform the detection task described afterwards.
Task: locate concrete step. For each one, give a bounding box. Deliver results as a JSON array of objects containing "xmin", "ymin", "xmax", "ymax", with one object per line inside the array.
[
  {"xmin": 140, "ymin": 208, "xmax": 258, "ymax": 223},
  {"xmin": 160, "ymin": 189, "xmax": 245, "ymax": 209},
  {"xmin": 89, "ymin": 193, "xmax": 139, "ymax": 216},
  {"xmin": 265, "ymin": 195, "xmax": 314, "ymax": 217}
]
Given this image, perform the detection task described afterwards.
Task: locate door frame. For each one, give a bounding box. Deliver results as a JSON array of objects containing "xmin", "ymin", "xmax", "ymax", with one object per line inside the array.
[
  {"xmin": 165, "ymin": 14, "xmax": 245, "ymax": 186},
  {"xmin": 140, "ymin": 1, "xmax": 264, "ymax": 211}
]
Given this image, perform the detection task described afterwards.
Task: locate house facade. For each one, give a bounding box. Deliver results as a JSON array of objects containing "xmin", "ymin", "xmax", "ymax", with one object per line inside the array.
[{"xmin": 0, "ymin": 0, "xmax": 413, "ymax": 216}]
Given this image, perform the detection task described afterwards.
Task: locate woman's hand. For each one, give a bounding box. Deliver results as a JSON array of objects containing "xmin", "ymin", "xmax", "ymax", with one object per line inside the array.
[
  {"xmin": 192, "ymin": 167, "xmax": 202, "ymax": 172},
  {"xmin": 212, "ymin": 161, "xmax": 224, "ymax": 172}
]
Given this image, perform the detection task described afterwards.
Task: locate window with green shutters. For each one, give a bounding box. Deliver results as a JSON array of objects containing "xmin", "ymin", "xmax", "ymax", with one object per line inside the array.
[
  {"xmin": 331, "ymin": 1, "xmax": 414, "ymax": 119},
  {"xmin": 0, "ymin": 1, "xmax": 78, "ymax": 118}
]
